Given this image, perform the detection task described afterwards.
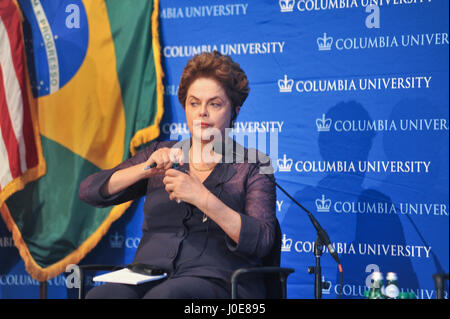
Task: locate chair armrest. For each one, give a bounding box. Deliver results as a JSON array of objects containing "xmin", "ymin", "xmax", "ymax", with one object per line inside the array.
[
  {"xmin": 231, "ymin": 267, "xmax": 295, "ymax": 299},
  {"xmin": 77, "ymin": 264, "xmax": 124, "ymax": 299},
  {"xmin": 78, "ymin": 264, "xmax": 122, "ymax": 272}
]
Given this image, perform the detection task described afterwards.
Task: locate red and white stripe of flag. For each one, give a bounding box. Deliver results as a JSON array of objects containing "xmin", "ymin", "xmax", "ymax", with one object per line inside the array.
[{"xmin": 0, "ymin": 1, "xmax": 39, "ymax": 193}]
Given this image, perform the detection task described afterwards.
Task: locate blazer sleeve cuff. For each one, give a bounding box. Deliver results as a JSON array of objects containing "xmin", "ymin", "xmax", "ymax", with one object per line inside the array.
[
  {"xmin": 78, "ymin": 167, "xmax": 125, "ymax": 207},
  {"xmin": 96, "ymin": 170, "xmax": 124, "ymax": 201},
  {"xmin": 225, "ymin": 213, "xmax": 261, "ymax": 256}
]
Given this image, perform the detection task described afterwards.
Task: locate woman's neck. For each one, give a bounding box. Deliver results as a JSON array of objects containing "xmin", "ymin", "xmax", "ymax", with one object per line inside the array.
[{"xmin": 190, "ymin": 138, "xmax": 222, "ymax": 165}]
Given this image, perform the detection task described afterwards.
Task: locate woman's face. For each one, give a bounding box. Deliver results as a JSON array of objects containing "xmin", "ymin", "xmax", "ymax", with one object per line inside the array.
[{"xmin": 185, "ymin": 77, "xmax": 238, "ymax": 143}]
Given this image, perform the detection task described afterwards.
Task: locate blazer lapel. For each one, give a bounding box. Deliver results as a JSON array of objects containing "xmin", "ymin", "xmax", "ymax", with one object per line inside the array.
[{"xmin": 203, "ymin": 162, "xmax": 236, "ymax": 190}]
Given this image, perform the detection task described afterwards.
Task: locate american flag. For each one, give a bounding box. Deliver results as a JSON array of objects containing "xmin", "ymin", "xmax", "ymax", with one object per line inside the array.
[{"xmin": 0, "ymin": 0, "xmax": 44, "ymax": 207}]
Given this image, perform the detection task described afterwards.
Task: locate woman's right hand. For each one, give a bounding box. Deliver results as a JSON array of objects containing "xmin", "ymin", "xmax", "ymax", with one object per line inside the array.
[
  {"xmin": 142, "ymin": 147, "xmax": 184, "ymax": 177},
  {"xmin": 102, "ymin": 147, "xmax": 185, "ymax": 197}
]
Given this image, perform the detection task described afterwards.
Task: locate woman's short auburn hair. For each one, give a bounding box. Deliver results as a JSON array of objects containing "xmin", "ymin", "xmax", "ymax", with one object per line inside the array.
[{"xmin": 178, "ymin": 51, "xmax": 250, "ymax": 118}]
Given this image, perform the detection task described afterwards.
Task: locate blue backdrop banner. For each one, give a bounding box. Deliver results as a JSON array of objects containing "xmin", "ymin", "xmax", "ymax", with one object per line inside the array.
[{"xmin": 1, "ymin": 0, "xmax": 448, "ymax": 299}]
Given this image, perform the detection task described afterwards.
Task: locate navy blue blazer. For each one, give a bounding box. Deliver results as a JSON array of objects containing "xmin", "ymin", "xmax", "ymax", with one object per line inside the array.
[{"xmin": 78, "ymin": 138, "xmax": 277, "ymax": 298}]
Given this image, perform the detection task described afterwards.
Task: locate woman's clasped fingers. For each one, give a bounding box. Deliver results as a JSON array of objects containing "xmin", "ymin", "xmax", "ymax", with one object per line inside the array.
[{"xmin": 163, "ymin": 170, "xmax": 183, "ymax": 202}]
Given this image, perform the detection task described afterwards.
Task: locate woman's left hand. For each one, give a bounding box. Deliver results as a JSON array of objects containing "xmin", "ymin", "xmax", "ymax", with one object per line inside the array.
[{"xmin": 163, "ymin": 169, "xmax": 208, "ymax": 206}]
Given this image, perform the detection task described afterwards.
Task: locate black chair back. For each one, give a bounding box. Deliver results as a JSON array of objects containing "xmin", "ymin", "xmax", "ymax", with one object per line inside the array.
[{"xmin": 261, "ymin": 220, "xmax": 283, "ymax": 299}]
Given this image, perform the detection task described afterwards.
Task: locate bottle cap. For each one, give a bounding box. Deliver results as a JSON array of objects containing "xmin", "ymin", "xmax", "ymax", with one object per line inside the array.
[
  {"xmin": 386, "ymin": 272, "xmax": 398, "ymax": 281},
  {"xmin": 372, "ymin": 271, "xmax": 383, "ymax": 280}
]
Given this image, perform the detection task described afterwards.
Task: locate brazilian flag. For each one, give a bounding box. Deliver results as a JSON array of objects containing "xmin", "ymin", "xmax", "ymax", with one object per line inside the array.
[{"xmin": 1, "ymin": 0, "xmax": 163, "ymax": 281}]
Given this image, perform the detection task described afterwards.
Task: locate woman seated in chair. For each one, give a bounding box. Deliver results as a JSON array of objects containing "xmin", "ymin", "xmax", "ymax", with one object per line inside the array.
[{"xmin": 78, "ymin": 51, "xmax": 277, "ymax": 299}]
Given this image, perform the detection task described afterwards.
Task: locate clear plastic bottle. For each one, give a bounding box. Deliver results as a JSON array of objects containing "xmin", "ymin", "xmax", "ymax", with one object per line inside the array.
[
  {"xmin": 368, "ymin": 271, "xmax": 385, "ymax": 299},
  {"xmin": 384, "ymin": 272, "xmax": 400, "ymax": 299}
]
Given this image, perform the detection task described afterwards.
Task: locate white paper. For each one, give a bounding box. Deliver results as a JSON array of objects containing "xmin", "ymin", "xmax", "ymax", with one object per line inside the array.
[{"xmin": 93, "ymin": 268, "xmax": 167, "ymax": 285}]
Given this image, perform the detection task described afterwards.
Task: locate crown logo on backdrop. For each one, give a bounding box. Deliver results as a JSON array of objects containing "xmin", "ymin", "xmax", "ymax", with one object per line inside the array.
[
  {"xmin": 278, "ymin": 75, "xmax": 294, "ymax": 93},
  {"xmin": 279, "ymin": 0, "xmax": 295, "ymax": 12},
  {"xmin": 277, "ymin": 154, "xmax": 293, "ymax": 172},
  {"xmin": 281, "ymin": 234, "xmax": 293, "ymax": 252},
  {"xmin": 317, "ymin": 33, "xmax": 333, "ymax": 51},
  {"xmin": 109, "ymin": 231, "xmax": 124, "ymax": 248},
  {"xmin": 316, "ymin": 114, "xmax": 332, "ymax": 132},
  {"xmin": 316, "ymin": 195, "xmax": 332, "ymax": 212}
]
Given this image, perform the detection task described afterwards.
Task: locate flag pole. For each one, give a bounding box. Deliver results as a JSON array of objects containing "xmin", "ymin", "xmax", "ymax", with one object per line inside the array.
[{"xmin": 39, "ymin": 281, "xmax": 47, "ymax": 299}]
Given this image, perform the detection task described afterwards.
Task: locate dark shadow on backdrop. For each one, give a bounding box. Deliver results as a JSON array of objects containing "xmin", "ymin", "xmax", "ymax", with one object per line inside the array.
[{"xmin": 282, "ymin": 100, "xmax": 419, "ymax": 298}]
